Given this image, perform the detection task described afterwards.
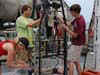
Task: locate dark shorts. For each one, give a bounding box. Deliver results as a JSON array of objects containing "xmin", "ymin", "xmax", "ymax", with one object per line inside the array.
[
  {"xmin": 0, "ymin": 61, "xmax": 1, "ymax": 66},
  {"xmin": 0, "ymin": 59, "xmax": 6, "ymax": 66}
]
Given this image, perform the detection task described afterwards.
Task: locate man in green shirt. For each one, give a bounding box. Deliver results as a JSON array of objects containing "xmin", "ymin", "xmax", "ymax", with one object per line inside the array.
[{"xmin": 16, "ymin": 5, "xmax": 41, "ymax": 47}]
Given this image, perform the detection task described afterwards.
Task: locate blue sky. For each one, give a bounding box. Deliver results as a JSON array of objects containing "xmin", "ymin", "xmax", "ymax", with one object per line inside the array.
[{"xmin": 65, "ymin": 0, "xmax": 95, "ymax": 30}]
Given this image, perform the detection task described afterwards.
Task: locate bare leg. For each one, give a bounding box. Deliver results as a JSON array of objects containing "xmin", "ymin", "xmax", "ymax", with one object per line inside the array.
[
  {"xmin": 75, "ymin": 62, "xmax": 81, "ymax": 75},
  {"xmin": 69, "ymin": 61, "xmax": 74, "ymax": 75},
  {"xmin": 0, "ymin": 65, "xmax": 2, "ymax": 75}
]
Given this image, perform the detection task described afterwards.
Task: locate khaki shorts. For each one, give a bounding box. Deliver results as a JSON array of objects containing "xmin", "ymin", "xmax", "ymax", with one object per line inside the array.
[
  {"xmin": 17, "ymin": 47, "xmax": 34, "ymax": 62},
  {"xmin": 67, "ymin": 45, "xmax": 83, "ymax": 62}
]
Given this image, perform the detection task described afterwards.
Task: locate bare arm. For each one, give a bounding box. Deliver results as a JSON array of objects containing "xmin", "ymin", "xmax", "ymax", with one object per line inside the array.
[
  {"xmin": 28, "ymin": 14, "xmax": 43, "ymax": 27},
  {"xmin": 28, "ymin": 18, "xmax": 41, "ymax": 27},
  {"xmin": 15, "ymin": 60, "xmax": 27, "ymax": 65},
  {"xmin": 58, "ymin": 17, "xmax": 77, "ymax": 38},
  {"xmin": 63, "ymin": 24, "xmax": 78, "ymax": 38}
]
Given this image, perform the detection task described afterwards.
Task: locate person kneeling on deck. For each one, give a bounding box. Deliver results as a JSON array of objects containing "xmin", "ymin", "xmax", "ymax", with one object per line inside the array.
[{"xmin": 0, "ymin": 37, "xmax": 30, "ymax": 75}]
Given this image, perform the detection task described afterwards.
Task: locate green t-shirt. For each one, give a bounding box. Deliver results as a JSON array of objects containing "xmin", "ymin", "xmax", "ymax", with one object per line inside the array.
[{"xmin": 16, "ymin": 16, "xmax": 34, "ymax": 47}]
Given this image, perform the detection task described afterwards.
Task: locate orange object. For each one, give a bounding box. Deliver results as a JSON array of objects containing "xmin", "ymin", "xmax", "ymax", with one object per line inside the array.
[
  {"xmin": 57, "ymin": 26, "xmax": 63, "ymax": 37},
  {"xmin": 88, "ymin": 28, "xmax": 94, "ymax": 38},
  {"xmin": 81, "ymin": 70, "xmax": 100, "ymax": 75}
]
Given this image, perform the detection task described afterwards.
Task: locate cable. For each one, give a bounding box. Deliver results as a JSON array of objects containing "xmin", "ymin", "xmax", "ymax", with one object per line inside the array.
[{"xmin": 59, "ymin": 0, "xmax": 68, "ymax": 75}]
